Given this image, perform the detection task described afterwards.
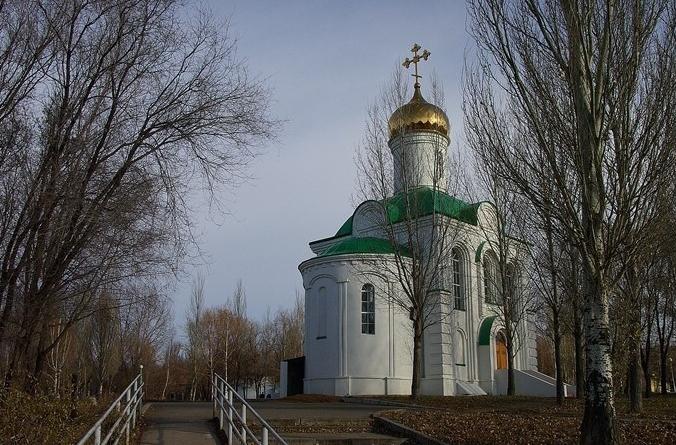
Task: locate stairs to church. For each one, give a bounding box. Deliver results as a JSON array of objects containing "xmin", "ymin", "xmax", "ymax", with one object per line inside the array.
[
  {"xmin": 494, "ymin": 369, "xmax": 577, "ymax": 397},
  {"xmin": 244, "ymin": 400, "xmax": 408, "ymax": 444},
  {"xmin": 455, "ymin": 380, "xmax": 487, "ymax": 395},
  {"xmin": 281, "ymin": 432, "xmax": 407, "ymax": 445},
  {"xmin": 259, "ymin": 418, "xmax": 407, "ymax": 445},
  {"xmin": 241, "ymin": 425, "xmax": 406, "ymax": 445}
]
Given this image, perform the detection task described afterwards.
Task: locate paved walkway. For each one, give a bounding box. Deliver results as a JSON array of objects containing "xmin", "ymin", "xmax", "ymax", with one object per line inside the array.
[
  {"xmin": 138, "ymin": 399, "xmax": 398, "ymax": 444},
  {"xmin": 139, "ymin": 402, "xmax": 220, "ymax": 445}
]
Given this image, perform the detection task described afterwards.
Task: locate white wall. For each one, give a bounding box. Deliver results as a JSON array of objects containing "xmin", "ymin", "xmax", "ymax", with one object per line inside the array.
[
  {"xmin": 299, "ymin": 196, "xmax": 540, "ymax": 397},
  {"xmin": 389, "ymin": 131, "xmax": 449, "ymax": 193},
  {"xmin": 300, "ymin": 256, "xmax": 414, "ymax": 395}
]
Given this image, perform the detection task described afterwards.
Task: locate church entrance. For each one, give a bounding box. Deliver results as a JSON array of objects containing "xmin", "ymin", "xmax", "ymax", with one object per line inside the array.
[{"xmin": 495, "ymin": 331, "xmax": 507, "ymax": 369}]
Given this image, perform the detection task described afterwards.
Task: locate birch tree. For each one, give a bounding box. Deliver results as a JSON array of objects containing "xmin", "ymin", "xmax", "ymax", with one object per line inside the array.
[{"xmin": 464, "ymin": 1, "xmax": 675, "ymax": 442}]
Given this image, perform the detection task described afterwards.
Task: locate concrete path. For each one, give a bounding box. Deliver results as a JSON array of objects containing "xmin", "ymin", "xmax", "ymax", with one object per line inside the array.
[
  {"xmin": 139, "ymin": 402, "xmax": 220, "ymax": 445},
  {"xmin": 138, "ymin": 399, "xmax": 401, "ymax": 444}
]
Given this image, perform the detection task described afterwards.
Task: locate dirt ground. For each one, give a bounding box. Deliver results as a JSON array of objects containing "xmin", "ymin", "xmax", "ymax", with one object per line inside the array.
[{"xmin": 371, "ymin": 395, "xmax": 676, "ymax": 445}]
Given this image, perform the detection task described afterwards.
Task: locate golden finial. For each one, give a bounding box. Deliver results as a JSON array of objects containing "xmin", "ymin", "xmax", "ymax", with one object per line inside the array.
[
  {"xmin": 402, "ymin": 43, "xmax": 431, "ymax": 87},
  {"xmin": 389, "ymin": 43, "xmax": 448, "ymax": 139}
]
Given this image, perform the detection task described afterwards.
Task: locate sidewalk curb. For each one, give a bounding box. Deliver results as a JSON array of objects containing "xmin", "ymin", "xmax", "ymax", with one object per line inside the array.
[
  {"xmin": 141, "ymin": 402, "xmax": 153, "ymax": 415},
  {"xmin": 372, "ymin": 414, "xmax": 449, "ymax": 445},
  {"xmin": 341, "ymin": 397, "xmax": 429, "ymax": 410}
]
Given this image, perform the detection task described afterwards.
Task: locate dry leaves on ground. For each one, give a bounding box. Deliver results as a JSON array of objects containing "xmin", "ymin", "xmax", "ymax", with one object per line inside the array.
[{"xmin": 372, "ymin": 396, "xmax": 676, "ymax": 445}]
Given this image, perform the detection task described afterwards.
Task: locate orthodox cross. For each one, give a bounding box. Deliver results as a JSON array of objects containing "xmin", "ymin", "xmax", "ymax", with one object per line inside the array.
[{"xmin": 402, "ymin": 43, "xmax": 431, "ymax": 86}]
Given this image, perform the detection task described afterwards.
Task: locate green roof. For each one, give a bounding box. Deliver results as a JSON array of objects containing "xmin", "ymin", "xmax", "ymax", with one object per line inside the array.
[
  {"xmin": 320, "ymin": 237, "xmax": 412, "ymax": 258},
  {"xmin": 479, "ymin": 316, "xmax": 498, "ymax": 345},
  {"xmin": 386, "ymin": 187, "xmax": 479, "ymax": 226},
  {"xmin": 335, "ymin": 216, "xmax": 353, "ymax": 237},
  {"xmin": 312, "ymin": 187, "xmax": 480, "ymax": 247}
]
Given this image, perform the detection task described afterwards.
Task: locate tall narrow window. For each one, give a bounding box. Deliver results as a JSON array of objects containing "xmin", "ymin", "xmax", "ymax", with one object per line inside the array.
[
  {"xmin": 451, "ymin": 249, "xmax": 465, "ymax": 311},
  {"xmin": 505, "ymin": 263, "xmax": 515, "ymax": 305},
  {"xmin": 455, "ymin": 330, "xmax": 466, "ymax": 365},
  {"xmin": 361, "ymin": 284, "xmax": 375, "ymax": 335},
  {"xmin": 317, "ymin": 287, "xmax": 327, "ymax": 339},
  {"xmin": 483, "ymin": 258, "xmax": 495, "ymax": 304}
]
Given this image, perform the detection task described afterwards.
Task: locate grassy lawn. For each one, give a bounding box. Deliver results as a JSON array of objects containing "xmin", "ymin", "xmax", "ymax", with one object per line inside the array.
[{"xmin": 373, "ymin": 395, "xmax": 676, "ymax": 444}]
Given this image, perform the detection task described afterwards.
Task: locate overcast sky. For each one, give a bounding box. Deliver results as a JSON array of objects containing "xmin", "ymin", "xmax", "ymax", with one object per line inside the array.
[{"xmin": 171, "ymin": 0, "xmax": 474, "ymax": 326}]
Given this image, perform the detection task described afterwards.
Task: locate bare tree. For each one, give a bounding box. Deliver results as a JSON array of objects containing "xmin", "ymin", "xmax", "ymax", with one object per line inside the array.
[
  {"xmin": 560, "ymin": 244, "xmax": 586, "ymax": 399},
  {"xmin": 465, "ymin": 1, "xmax": 674, "ymax": 442},
  {"xmin": 46, "ymin": 318, "xmax": 73, "ymax": 396},
  {"xmin": 187, "ymin": 273, "xmax": 206, "ymax": 401},
  {"xmin": 466, "ymin": 148, "xmax": 535, "ymax": 397},
  {"xmin": 160, "ymin": 338, "xmax": 180, "ymax": 400},
  {"xmin": 0, "ymin": 0, "xmax": 277, "ymax": 390},
  {"xmin": 88, "ymin": 292, "xmax": 121, "ymax": 398},
  {"xmin": 653, "ymin": 245, "xmax": 675, "ymax": 394},
  {"xmin": 532, "ymin": 211, "xmax": 567, "ymax": 403}
]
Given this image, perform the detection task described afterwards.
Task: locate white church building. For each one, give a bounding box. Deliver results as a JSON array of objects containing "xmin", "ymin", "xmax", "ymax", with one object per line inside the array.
[{"xmin": 297, "ymin": 51, "xmax": 573, "ymax": 398}]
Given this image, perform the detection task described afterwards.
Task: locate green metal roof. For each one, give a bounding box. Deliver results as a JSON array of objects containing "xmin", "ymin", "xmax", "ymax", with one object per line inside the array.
[
  {"xmin": 385, "ymin": 187, "xmax": 480, "ymax": 226},
  {"xmin": 335, "ymin": 216, "xmax": 353, "ymax": 237},
  {"xmin": 320, "ymin": 237, "xmax": 412, "ymax": 258},
  {"xmin": 478, "ymin": 316, "xmax": 497, "ymax": 345},
  {"xmin": 328, "ymin": 187, "xmax": 479, "ymax": 241}
]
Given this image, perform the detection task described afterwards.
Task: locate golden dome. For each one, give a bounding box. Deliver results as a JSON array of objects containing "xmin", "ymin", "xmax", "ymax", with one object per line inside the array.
[{"xmin": 388, "ymin": 84, "xmax": 449, "ymax": 139}]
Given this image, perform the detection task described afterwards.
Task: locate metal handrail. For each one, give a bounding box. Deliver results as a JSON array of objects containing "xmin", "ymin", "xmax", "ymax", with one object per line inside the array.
[
  {"xmin": 212, "ymin": 373, "xmax": 287, "ymax": 445},
  {"xmin": 76, "ymin": 366, "xmax": 144, "ymax": 445}
]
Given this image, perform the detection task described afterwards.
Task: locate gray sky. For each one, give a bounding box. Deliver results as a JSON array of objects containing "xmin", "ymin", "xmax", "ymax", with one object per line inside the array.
[{"xmin": 172, "ymin": 0, "xmax": 473, "ymax": 325}]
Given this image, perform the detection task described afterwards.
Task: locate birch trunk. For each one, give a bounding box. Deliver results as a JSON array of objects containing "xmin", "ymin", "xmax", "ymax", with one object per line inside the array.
[
  {"xmin": 574, "ymin": 312, "xmax": 585, "ymax": 399},
  {"xmin": 580, "ymin": 270, "xmax": 616, "ymax": 445},
  {"xmin": 571, "ymin": 256, "xmax": 585, "ymax": 399},
  {"xmin": 564, "ymin": 0, "xmax": 617, "ymax": 440}
]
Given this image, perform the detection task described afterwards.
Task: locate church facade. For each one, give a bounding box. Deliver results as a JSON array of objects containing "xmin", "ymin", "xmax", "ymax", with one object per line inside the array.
[{"xmin": 298, "ymin": 52, "xmax": 569, "ymax": 397}]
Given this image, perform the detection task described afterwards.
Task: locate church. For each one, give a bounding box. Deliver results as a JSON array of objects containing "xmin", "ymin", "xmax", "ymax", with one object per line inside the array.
[{"xmin": 297, "ymin": 46, "xmax": 573, "ymax": 397}]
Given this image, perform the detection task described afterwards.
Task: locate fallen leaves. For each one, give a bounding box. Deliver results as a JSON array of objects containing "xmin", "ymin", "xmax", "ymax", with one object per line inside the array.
[
  {"xmin": 376, "ymin": 396, "xmax": 676, "ymax": 445},
  {"xmin": 0, "ymin": 390, "xmax": 108, "ymax": 445}
]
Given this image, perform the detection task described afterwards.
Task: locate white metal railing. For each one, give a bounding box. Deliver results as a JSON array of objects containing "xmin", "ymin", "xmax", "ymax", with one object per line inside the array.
[
  {"xmin": 76, "ymin": 366, "xmax": 144, "ymax": 445},
  {"xmin": 212, "ymin": 373, "xmax": 287, "ymax": 445}
]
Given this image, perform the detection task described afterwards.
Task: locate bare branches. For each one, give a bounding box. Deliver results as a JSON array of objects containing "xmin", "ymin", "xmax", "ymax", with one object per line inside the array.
[
  {"xmin": 0, "ymin": 0, "xmax": 278, "ymax": 390},
  {"xmin": 465, "ymin": 0, "xmax": 674, "ymax": 442}
]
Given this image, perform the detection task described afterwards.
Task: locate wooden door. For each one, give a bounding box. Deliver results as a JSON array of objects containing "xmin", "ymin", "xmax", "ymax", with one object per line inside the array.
[{"xmin": 496, "ymin": 333, "xmax": 508, "ymax": 369}]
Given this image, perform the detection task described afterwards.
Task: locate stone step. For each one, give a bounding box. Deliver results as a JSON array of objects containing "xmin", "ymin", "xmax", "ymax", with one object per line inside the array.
[
  {"xmin": 281, "ymin": 432, "xmax": 407, "ymax": 445},
  {"xmin": 253, "ymin": 417, "xmax": 372, "ymax": 427}
]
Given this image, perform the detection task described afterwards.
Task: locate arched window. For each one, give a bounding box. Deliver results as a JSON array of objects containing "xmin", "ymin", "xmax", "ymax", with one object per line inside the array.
[
  {"xmin": 455, "ymin": 330, "xmax": 466, "ymax": 365},
  {"xmin": 483, "ymin": 257, "xmax": 496, "ymax": 304},
  {"xmin": 483, "ymin": 254, "xmax": 504, "ymax": 305},
  {"xmin": 361, "ymin": 284, "xmax": 375, "ymax": 335},
  {"xmin": 317, "ymin": 287, "xmax": 327, "ymax": 339},
  {"xmin": 451, "ymin": 249, "xmax": 465, "ymax": 311},
  {"xmin": 505, "ymin": 263, "xmax": 516, "ymax": 302}
]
